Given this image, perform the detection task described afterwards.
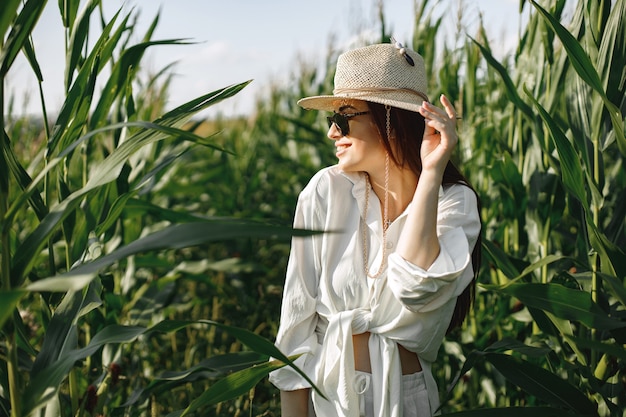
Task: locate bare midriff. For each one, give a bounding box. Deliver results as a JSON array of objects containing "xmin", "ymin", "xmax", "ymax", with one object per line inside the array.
[{"xmin": 353, "ymin": 331, "xmax": 422, "ymax": 375}]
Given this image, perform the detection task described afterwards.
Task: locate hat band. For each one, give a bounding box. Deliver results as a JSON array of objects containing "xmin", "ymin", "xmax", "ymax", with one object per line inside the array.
[{"xmin": 333, "ymin": 87, "xmax": 429, "ymax": 103}]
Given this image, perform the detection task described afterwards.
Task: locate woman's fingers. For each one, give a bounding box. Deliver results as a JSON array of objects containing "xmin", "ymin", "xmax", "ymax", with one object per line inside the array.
[
  {"xmin": 420, "ymin": 95, "xmax": 458, "ymax": 122},
  {"xmin": 420, "ymin": 98, "xmax": 457, "ymax": 138},
  {"xmin": 439, "ymin": 94, "xmax": 458, "ymax": 120}
]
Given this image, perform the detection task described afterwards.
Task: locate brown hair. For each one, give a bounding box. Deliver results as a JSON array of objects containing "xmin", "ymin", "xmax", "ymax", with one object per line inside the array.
[{"xmin": 367, "ymin": 101, "xmax": 482, "ymax": 333}]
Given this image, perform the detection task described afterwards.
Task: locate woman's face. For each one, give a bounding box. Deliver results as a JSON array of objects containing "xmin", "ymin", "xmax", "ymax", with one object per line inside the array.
[{"xmin": 327, "ymin": 100, "xmax": 386, "ymax": 173}]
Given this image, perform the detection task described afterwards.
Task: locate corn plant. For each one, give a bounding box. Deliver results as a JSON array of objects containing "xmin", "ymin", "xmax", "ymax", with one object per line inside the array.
[
  {"xmin": 425, "ymin": 0, "xmax": 626, "ymax": 415},
  {"xmin": 3, "ymin": 0, "xmax": 625, "ymax": 416},
  {"xmin": 1, "ymin": 1, "xmax": 318, "ymax": 416}
]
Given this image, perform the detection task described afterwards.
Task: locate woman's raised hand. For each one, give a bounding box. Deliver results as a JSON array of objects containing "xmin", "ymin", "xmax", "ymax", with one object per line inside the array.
[{"xmin": 418, "ymin": 94, "xmax": 459, "ymax": 175}]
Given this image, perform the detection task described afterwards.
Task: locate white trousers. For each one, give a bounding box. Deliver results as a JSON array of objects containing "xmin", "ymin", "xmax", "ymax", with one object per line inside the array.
[
  {"xmin": 354, "ymin": 370, "xmax": 431, "ymax": 417},
  {"xmin": 307, "ymin": 370, "xmax": 432, "ymax": 417}
]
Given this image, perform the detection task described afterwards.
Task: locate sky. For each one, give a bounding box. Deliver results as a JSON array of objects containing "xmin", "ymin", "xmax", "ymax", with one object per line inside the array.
[{"xmin": 7, "ymin": 0, "xmax": 528, "ymax": 119}]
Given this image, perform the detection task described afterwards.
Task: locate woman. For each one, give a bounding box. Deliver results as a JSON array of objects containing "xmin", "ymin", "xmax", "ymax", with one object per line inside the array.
[{"xmin": 269, "ymin": 40, "xmax": 481, "ymax": 417}]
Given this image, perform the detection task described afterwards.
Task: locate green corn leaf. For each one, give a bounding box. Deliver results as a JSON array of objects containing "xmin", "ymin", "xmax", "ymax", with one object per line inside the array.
[
  {"xmin": 91, "ymin": 140, "xmax": 191, "ymax": 238},
  {"xmin": 180, "ymin": 360, "xmax": 287, "ymax": 416},
  {"xmin": 524, "ymin": 85, "xmax": 589, "ymax": 208},
  {"xmin": 530, "ymin": 0, "xmax": 625, "ymax": 154},
  {"xmin": 199, "ymin": 320, "xmax": 298, "ymax": 366},
  {"xmin": 47, "ymin": 12, "xmax": 118, "ymax": 157},
  {"xmin": 443, "ymin": 350, "xmax": 485, "ymax": 404},
  {"xmin": 530, "ymin": 0, "xmax": 599, "ymax": 90},
  {"xmin": 512, "ymin": 254, "xmax": 565, "ymax": 281},
  {"xmin": 69, "ymin": 184, "xmax": 113, "ymax": 267},
  {"xmin": 156, "ymin": 352, "xmax": 267, "ymax": 381},
  {"xmin": 11, "ymin": 238, "xmax": 77, "ymax": 292},
  {"xmin": 596, "ymin": 0, "xmax": 626, "ymax": 112},
  {"xmin": 500, "ymin": 283, "xmax": 626, "ymax": 330},
  {"xmin": 0, "ymin": 290, "xmax": 27, "ymax": 330},
  {"xmin": 120, "ymin": 352, "xmax": 267, "ymax": 408},
  {"xmin": 90, "ymin": 39, "xmax": 194, "ymax": 130},
  {"xmin": 11, "ymin": 116, "xmax": 243, "ymax": 284},
  {"xmin": 156, "ymin": 80, "xmax": 251, "ymax": 129},
  {"xmin": 0, "ymin": 0, "xmax": 47, "ymax": 77},
  {"xmin": 122, "ymin": 198, "xmax": 207, "ymax": 224},
  {"xmin": 23, "ymin": 318, "xmax": 313, "ymax": 415},
  {"xmin": 26, "ymin": 220, "xmax": 320, "ymax": 293},
  {"xmin": 89, "ymin": 323, "xmax": 147, "ymax": 345},
  {"xmin": 527, "ymin": 62, "xmax": 625, "ymax": 280},
  {"xmin": 2, "ymin": 131, "xmax": 48, "ymax": 220},
  {"xmin": 67, "ymin": 210, "xmax": 91, "ymax": 272},
  {"xmin": 64, "ymin": 0, "xmax": 101, "ymax": 88},
  {"xmin": 58, "ymin": 0, "xmax": 79, "ymax": 28},
  {"xmin": 0, "ymin": 0, "xmax": 21, "ymax": 40},
  {"xmin": 597, "ymin": 272, "xmax": 626, "ymax": 307},
  {"xmin": 445, "ymin": 339, "xmax": 554, "ymax": 404},
  {"xmin": 24, "ymin": 321, "xmax": 280, "ymax": 415},
  {"xmin": 94, "ymin": 191, "xmax": 138, "ymax": 236},
  {"xmin": 14, "ymin": 307, "xmax": 39, "ymax": 356},
  {"xmin": 586, "ymin": 219, "xmax": 626, "ymax": 280},
  {"xmin": 527, "ymin": 306, "xmax": 561, "ymax": 338},
  {"xmin": 55, "ymin": 55, "xmax": 100, "ymax": 158},
  {"xmin": 80, "ymin": 121, "xmax": 231, "ymax": 188},
  {"xmin": 444, "ymin": 407, "xmax": 591, "ymax": 417},
  {"xmin": 153, "ymin": 320, "xmax": 323, "ymax": 398},
  {"xmin": 481, "ymin": 239, "xmax": 522, "ymax": 280},
  {"xmin": 96, "ymin": 11, "xmax": 131, "ymax": 74},
  {"xmin": 21, "ymin": 35, "xmax": 43, "ymax": 82},
  {"xmin": 492, "ymin": 152, "xmax": 525, "ymax": 196},
  {"xmin": 483, "ymin": 338, "xmax": 552, "ymax": 357},
  {"xmin": 12, "ymin": 191, "xmax": 88, "ymax": 287},
  {"xmin": 23, "ymin": 323, "xmax": 146, "ymax": 415},
  {"xmin": 30, "ymin": 279, "xmax": 103, "ymax": 377},
  {"xmin": 140, "ymin": 8, "xmax": 160, "ymax": 43},
  {"xmin": 485, "ymin": 353, "xmax": 598, "ymax": 415},
  {"xmin": 543, "ymin": 311, "xmax": 588, "ymax": 366},
  {"xmin": 563, "ymin": 335, "xmax": 626, "ymax": 362},
  {"xmin": 469, "ymin": 36, "xmax": 534, "ymax": 121}
]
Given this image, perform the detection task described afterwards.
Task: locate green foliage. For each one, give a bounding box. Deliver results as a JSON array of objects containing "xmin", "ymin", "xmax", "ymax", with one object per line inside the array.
[
  {"xmin": 1, "ymin": 1, "xmax": 312, "ymax": 416},
  {"xmin": 2, "ymin": 0, "xmax": 625, "ymax": 416},
  {"xmin": 442, "ymin": 0, "xmax": 626, "ymax": 415}
]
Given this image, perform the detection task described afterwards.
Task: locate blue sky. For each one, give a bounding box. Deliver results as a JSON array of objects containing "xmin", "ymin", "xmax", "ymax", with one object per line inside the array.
[{"xmin": 7, "ymin": 0, "xmax": 527, "ymax": 118}]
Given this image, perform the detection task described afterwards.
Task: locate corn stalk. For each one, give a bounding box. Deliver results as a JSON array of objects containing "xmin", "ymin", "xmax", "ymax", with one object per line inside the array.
[
  {"xmin": 0, "ymin": 0, "xmax": 318, "ymax": 415},
  {"xmin": 435, "ymin": 0, "xmax": 626, "ymax": 414}
]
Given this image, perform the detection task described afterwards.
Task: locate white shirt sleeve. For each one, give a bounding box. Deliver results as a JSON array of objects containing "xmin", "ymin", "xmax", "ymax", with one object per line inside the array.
[
  {"xmin": 268, "ymin": 182, "xmax": 324, "ymax": 390},
  {"xmin": 387, "ymin": 184, "xmax": 481, "ymax": 312}
]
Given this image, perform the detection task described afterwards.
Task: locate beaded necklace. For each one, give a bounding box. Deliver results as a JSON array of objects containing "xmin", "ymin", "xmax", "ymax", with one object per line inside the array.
[{"xmin": 362, "ymin": 152, "xmax": 390, "ymax": 278}]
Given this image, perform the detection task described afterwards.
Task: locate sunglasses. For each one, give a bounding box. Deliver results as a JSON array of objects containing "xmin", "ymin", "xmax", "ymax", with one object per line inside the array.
[{"xmin": 326, "ymin": 111, "xmax": 370, "ymax": 136}]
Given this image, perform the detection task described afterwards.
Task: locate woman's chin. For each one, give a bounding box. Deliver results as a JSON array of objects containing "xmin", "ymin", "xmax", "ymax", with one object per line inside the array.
[{"xmin": 337, "ymin": 161, "xmax": 357, "ymax": 172}]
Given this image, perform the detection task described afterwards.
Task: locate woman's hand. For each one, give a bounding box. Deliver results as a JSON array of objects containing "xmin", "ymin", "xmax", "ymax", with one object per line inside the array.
[{"xmin": 418, "ymin": 94, "xmax": 459, "ymax": 175}]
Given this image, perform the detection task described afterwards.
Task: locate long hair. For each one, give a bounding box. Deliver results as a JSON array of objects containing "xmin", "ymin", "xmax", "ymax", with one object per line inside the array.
[{"xmin": 367, "ymin": 101, "xmax": 482, "ymax": 333}]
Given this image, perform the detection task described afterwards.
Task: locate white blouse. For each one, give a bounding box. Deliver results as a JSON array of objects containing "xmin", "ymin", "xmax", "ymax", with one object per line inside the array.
[{"xmin": 269, "ymin": 165, "xmax": 481, "ymax": 417}]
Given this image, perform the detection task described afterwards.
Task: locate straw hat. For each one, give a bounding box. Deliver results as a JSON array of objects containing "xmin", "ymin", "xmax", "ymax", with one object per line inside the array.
[{"xmin": 297, "ymin": 42, "xmax": 428, "ymax": 113}]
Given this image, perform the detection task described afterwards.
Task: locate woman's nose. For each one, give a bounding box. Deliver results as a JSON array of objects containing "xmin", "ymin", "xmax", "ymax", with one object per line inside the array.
[{"xmin": 327, "ymin": 122, "xmax": 342, "ymax": 140}]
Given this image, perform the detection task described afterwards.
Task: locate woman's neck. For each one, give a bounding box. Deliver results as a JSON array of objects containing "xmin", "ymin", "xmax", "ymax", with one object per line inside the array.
[{"xmin": 368, "ymin": 166, "xmax": 418, "ymax": 223}]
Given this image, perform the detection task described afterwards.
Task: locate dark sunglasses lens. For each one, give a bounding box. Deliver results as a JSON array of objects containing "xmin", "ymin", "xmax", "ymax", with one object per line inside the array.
[{"xmin": 327, "ymin": 113, "xmax": 349, "ymax": 136}]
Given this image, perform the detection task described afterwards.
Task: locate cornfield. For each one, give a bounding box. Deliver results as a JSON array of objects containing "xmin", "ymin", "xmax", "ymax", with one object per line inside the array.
[{"xmin": 0, "ymin": 0, "xmax": 624, "ymax": 416}]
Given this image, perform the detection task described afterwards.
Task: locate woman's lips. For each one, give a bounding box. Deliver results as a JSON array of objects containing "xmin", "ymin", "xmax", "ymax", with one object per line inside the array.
[{"xmin": 336, "ymin": 143, "xmax": 351, "ymax": 156}]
